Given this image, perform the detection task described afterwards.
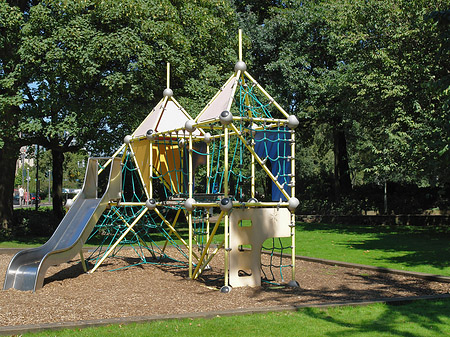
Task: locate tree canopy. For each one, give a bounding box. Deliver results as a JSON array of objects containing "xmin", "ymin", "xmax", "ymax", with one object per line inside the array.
[
  {"xmin": 1, "ymin": 0, "xmax": 449, "ymax": 228},
  {"xmin": 1, "ymin": 0, "xmax": 238, "ymax": 224},
  {"xmin": 238, "ymin": 0, "xmax": 449, "ymax": 212}
]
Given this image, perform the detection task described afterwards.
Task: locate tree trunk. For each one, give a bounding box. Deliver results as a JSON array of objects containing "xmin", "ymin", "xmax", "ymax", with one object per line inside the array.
[
  {"xmin": 333, "ymin": 127, "xmax": 352, "ymax": 199},
  {"xmin": 52, "ymin": 149, "xmax": 65, "ymax": 221},
  {"xmin": 0, "ymin": 143, "xmax": 20, "ymax": 230}
]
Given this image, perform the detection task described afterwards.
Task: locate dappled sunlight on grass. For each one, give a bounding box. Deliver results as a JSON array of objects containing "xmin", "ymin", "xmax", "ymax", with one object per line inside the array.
[
  {"xmin": 23, "ymin": 299, "xmax": 450, "ymax": 336},
  {"xmin": 295, "ymin": 223, "xmax": 450, "ymax": 276},
  {"xmin": 299, "ymin": 299, "xmax": 450, "ymax": 336}
]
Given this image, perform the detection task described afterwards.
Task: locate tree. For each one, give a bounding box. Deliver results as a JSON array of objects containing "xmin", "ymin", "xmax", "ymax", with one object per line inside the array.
[
  {"xmin": 234, "ymin": 0, "xmax": 284, "ymax": 24},
  {"xmin": 0, "ymin": 0, "xmax": 30, "ymax": 229},
  {"xmin": 0, "ymin": 0, "xmax": 239, "ymax": 225},
  {"xmin": 424, "ymin": 9, "xmax": 450, "ymax": 184},
  {"xmin": 247, "ymin": 1, "xmax": 354, "ymax": 198},
  {"xmin": 328, "ymin": 0, "xmax": 449, "ymax": 191},
  {"xmin": 238, "ymin": 0, "xmax": 450, "ymax": 211}
]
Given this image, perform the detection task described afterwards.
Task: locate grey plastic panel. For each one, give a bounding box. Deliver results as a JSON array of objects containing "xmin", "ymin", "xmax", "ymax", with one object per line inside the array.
[{"xmin": 3, "ymin": 157, "xmax": 121, "ymax": 291}]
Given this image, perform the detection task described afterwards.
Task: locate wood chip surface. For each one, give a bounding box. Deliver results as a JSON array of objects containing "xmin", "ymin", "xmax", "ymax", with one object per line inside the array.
[{"xmin": 0, "ymin": 248, "xmax": 448, "ymax": 327}]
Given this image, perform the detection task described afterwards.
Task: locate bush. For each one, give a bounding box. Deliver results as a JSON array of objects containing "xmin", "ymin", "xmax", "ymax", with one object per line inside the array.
[
  {"xmin": 11, "ymin": 208, "xmax": 59, "ymax": 238},
  {"xmin": 296, "ymin": 181, "xmax": 450, "ymax": 215}
]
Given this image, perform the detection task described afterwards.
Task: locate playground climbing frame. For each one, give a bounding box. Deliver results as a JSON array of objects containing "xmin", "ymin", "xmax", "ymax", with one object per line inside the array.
[{"xmin": 83, "ymin": 30, "xmax": 300, "ymax": 291}]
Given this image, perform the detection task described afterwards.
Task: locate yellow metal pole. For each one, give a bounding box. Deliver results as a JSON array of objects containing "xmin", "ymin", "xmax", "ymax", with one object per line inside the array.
[
  {"xmin": 167, "ymin": 62, "xmax": 170, "ymax": 89},
  {"xmin": 290, "ymin": 130, "xmax": 297, "ymax": 284},
  {"xmin": 154, "ymin": 208, "xmax": 199, "ymax": 261},
  {"xmin": 192, "ymin": 211, "xmax": 225, "ymax": 278},
  {"xmin": 98, "ymin": 143, "xmax": 126, "ymax": 175},
  {"xmin": 171, "ymin": 96, "xmax": 193, "ymax": 121},
  {"xmin": 240, "ymin": 67, "xmax": 256, "ymax": 199},
  {"xmin": 244, "ymin": 71, "xmax": 290, "ymax": 118},
  {"xmin": 206, "ymin": 143, "xmax": 211, "ymax": 247},
  {"xmin": 194, "ymin": 240, "xmax": 225, "ymax": 279},
  {"xmin": 149, "ymin": 140, "xmax": 153, "ymax": 198},
  {"xmin": 224, "ymin": 127, "xmax": 229, "ymax": 198},
  {"xmin": 79, "ymin": 250, "xmax": 87, "ymax": 273},
  {"xmin": 223, "ymin": 126, "xmax": 230, "ymax": 287},
  {"xmin": 114, "ymin": 202, "xmax": 145, "ymax": 207},
  {"xmin": 120, "ymin": 144, "xmax": 129, "ymax": 163},
  {"xmin": 188, "ymin": 131, "xmax": 194, "ymax": 278},
  {"xmin": 251, "ymin": 148, "xmax": 255, "ymax": 198},
  {"xmin": 238, "ymin": 29, "xmax": 243, "ymax": 61},
  {"xmin": 161, "ymin": 208, "xmax": 182, "ymax": 253},
  {"xmin": 130, "ymin": 143, "xmax": 150, "ymax": 199},
  {"xmin": 195, "ymin": 201, "xmax": 288, "ymax": 208},
  {"xmin": 111, "ymin": 207, "xmax": 147, "ymax": 247},
  {"xmin": 168, "ymin": 137, "xmax": 178, "ymax": 194}
]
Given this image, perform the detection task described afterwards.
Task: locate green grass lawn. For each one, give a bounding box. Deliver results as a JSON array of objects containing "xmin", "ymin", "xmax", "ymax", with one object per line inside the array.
[
  {"xmin": 189, "ymin": 221, "xmax": 450, "ymax": 276},
  {"xmin": 23, "ymin": 299, "xmax": 450, "ymax": 336},
  {"xmin": 293, "ymin": 222, "xmax": 450, "ymax": 276},
  {"xmin": 0, "ymin": 237, "xmax": 48, "ymax": 248}
]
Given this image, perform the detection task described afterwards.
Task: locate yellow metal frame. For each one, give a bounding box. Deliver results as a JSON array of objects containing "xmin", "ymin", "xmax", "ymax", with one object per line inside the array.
[{"xmin": 85, "ymin": 31, "xmax": 297, "ymax": 290}]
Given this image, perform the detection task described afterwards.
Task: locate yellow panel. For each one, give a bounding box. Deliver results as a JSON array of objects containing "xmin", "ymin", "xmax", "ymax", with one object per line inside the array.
[
  {"xmin": 132, "ymin": 139, "xmax": 184, "ymax": 195},
  {"xmin": 131, "ymin": 140, "xmax": 150, "ymax": 194},
  {"xmin": 153, "ymin": 143, "xmax": 183, "ymax": 194}
]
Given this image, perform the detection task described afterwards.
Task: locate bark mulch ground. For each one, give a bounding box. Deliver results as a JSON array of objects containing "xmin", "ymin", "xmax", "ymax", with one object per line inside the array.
[{"xmin": 1, "ymin": 248, "xmax": 449, "ymax": 328}]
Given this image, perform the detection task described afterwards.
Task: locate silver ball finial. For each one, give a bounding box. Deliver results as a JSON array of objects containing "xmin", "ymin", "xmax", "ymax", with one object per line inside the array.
[
  {"xmin": 204, "ymin": 132, "xmax": 212, "ymax": 144},
  {"xmin": 184, "ymin": 198, "xmax": 196, "ymax": 212},
  {"xmin": 163, "ymin": 88, "xmax": 173, "ymax": 97},
  {"xmin": 145, "ymin": 198, "xmax": 157, "ymax": 210},
  {"xmin": 288, "ymin": 197, "xmax": 300, "ymax": 213},
  {"xmin": 219, "ymin": 110, "xmax": 233, "ymax": 125},
  {"xmin": 185, "ymin": 120, "xmax": 196, "ymax": 133},
  {"xmin": 234, "ymin": 60, "xmax": 247, "ymax": 72},
  {"xmin": 288, "ymin": 115, "xmax": 299, "ymax": 129},
  {"xmin": 146, "ymin": 129, "xmax": 155, "ymax": 140},
  {"xmin": 219, "ymin": 198, "xmax": 233, "ymax": 212},
  {"xmin": 124, "ymin": 135, "xmax": 132, "ymax": 144}
]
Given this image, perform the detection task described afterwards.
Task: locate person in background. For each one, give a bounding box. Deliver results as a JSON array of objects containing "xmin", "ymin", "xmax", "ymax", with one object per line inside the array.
[{"xmin": 18, "ymin": 185, "xmax": 24, "ymax": 206}]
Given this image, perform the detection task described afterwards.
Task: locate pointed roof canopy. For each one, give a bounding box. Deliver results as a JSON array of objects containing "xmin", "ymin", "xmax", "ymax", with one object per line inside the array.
[
  {"xmin": 195, "ymin": 30, "xmax": 289, "ymax": 124},
  {"xmin": 195, "ymin": 75, "xmax": 238, "ymax": 124},
  {"xmin": 132, "ymin": 97, "xmax": 200, "ymax": 137},
  {"xmin": 132, "ymin": 63, "xmax": 201, "ymax": 138}
]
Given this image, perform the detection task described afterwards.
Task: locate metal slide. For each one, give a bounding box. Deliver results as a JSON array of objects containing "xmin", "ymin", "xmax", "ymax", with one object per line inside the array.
[{"xmin": 3, "ymin": 157, "xmax": 122, "ymax": 292}]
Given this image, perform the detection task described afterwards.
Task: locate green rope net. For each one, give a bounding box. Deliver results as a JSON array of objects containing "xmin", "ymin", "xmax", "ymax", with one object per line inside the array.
[{"xmin": 85, "ymin": 78, "xmax": 294, "ymax": 286}]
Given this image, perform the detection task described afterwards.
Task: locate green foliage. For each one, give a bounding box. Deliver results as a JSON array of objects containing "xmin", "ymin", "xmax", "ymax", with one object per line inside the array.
[
  {"xmin": 1, "ymin": 208, "xmax": 60, "ymax": 239},
  {"xmin": 17, "ymin": 148, "xmax": 89, "ymax": 194},
  {"xmin": 17, "ymin": 0, "xmax": 237, "ymax": 154},
  {"xmin": 0, "ymin": 1, "xmax": 25, "ymax": 146},
  {"xmin": 0, "ymin": 0, "xmax": 239, "ymax": 224},
  {"xmin": 237, "ymin": 0, "xmax": 450, "ymax": 212},
  {"xmin": 2, "ymin": 0, "xmax": 449, "ymax": 221}
]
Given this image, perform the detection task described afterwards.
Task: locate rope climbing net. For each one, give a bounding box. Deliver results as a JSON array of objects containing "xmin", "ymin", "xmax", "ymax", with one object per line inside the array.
[{"xmin": 82, "ymin": 48, "xmax": 299, "ymax": 290}]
